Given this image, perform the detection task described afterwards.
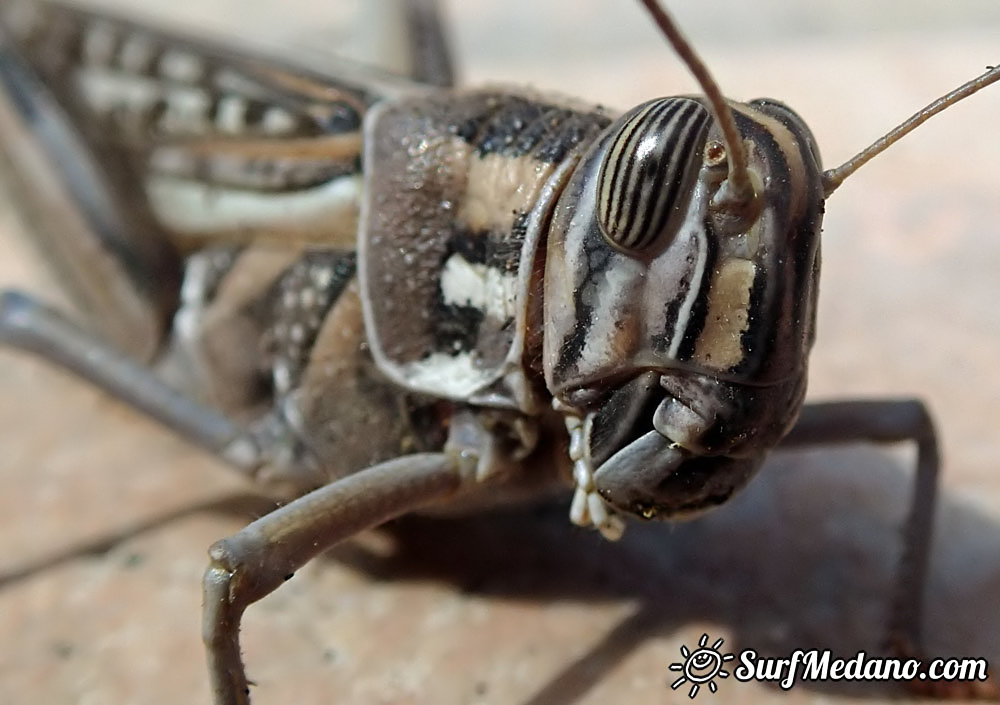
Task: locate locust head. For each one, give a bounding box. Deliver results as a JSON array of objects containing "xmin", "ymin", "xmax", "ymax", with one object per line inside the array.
[
  {"xmin": 542, "ymin": 90, "xmax": 825, "ymax": 532},
  {"xmin": 541, "ymin": 1, "xmax": 826, "ymax": 535},
  {"xmin": 543, "ymin": 0, "xmax": 999, "ymax": 537}
]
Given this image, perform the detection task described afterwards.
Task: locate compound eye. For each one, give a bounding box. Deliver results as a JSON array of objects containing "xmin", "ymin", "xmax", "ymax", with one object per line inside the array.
[{"xmin": 597, "ymin": 97, "xmax": 711, "ymax": 253}]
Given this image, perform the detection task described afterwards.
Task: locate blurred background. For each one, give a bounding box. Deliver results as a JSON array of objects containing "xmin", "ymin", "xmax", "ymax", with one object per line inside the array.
[{"xmin": 1, "ymin": 2, "xmax": 998, "ymax": 704}]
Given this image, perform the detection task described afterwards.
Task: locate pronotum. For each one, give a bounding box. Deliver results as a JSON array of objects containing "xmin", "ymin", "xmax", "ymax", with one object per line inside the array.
[{"xmin": 0, "ymin": 1, "xmax": 998, "ymax": 704}]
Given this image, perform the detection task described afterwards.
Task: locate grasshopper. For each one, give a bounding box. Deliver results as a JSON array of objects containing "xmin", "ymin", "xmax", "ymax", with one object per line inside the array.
[{"xmin": 1, "ymin": 0, "xmax": 998, "ymax": 703}]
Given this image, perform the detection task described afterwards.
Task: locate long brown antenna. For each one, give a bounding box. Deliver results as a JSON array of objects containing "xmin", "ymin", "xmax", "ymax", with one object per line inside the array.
[
  {"xmin": 637, "ymin": 0, "xmax": 757, "ymax": 220},
  {"xmin": 823, "ymin": 65, "xmax": 1000, "ymax": 198}
]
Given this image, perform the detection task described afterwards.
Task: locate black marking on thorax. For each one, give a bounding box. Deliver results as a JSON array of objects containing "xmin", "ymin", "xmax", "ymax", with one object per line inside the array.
[
  {"xmin": 458, "ymin": 94, "xmax": 610, "ymax": 163},
  {"xmin": 362, "ymin": 90, "xmax": 611, "ymax": 408},
  {"xmin": 430, "ymin": 212, "xmax": 529, "ymax": 356},
  {"xmin": 427, "ymin": 94, "xmax": 609, "ymax": 358}
]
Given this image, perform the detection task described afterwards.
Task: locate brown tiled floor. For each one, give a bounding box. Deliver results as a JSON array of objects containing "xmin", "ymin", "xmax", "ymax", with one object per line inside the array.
[{"xmin": 1, "ymin": 2, "xmax": 999, "ymax": 704}]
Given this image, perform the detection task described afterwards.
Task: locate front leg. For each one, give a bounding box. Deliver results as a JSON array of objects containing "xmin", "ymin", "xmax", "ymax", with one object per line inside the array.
[{"xmin": 203, "ymin": 453, "xmax": 464, "ymax": 705}]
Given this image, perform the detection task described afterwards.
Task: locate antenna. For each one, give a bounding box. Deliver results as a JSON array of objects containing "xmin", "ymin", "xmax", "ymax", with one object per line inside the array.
[
  {"xmin": 822, "ymin": 65, "xmax": 1000, "ymax": 197},
  {"xmin": 637, "ymin": 0, "xmax": 758, "ymax": 226}
]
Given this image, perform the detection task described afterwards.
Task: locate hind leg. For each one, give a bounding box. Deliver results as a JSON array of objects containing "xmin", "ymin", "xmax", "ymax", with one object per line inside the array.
[
  {"xmin": 0, "ymin": 30, "xmax": 180, "ymax": 361},
  {"xmin": 0, "ymin": 292, "xmax": 251, "ymax": 460}
]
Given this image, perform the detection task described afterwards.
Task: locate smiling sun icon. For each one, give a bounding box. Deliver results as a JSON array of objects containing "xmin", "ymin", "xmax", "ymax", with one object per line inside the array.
[{"xmin": 668, "ymin": 633, "xmax": 735, "ymax": 698}]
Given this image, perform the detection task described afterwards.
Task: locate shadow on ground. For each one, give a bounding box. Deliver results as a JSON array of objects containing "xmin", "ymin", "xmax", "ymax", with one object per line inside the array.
[
  {"xmin": 327, "ymin": 445, "xmax": 1000, "ymax": 701},
  {"xmin": 2, "ymin": 445, "xmax": 997, "ymax": 701}
]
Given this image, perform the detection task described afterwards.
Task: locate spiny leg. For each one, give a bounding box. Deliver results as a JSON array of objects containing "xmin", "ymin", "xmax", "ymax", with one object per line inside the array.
[
  {"xmin": 203, "ymin": 452, "xmax": 463, "ymax": 705},
  {"xmin": 0, "ymin": 290, "xmax": 261, "ymax": 473},
  {"xmin": 781, "ymin": 400, "xmax": 995, "ymax": 697}
]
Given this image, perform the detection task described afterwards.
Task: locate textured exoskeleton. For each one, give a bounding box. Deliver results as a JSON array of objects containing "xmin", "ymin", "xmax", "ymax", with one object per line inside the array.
[
  {"xmin": 0, "ymin": 0, "xmax": 824, "ymax": 523},
  {"xmin": 1, "ymin": 0, "xmax": 995, "ymax": 702}
]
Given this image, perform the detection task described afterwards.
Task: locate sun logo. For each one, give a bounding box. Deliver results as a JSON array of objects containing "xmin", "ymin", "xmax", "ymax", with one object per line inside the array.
[{"xmin": 668, "ymin": 633, "xmax": 735, "ymax": 698}]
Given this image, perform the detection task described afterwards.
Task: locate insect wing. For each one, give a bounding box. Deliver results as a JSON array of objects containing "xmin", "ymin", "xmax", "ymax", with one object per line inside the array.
[{"xmin": 0, "ymin": 0, "xmax": 403, "ymax": 257}]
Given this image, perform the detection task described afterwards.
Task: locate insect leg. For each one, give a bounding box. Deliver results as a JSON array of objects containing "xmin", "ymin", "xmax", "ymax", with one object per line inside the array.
[
  {"xmin": 404, "ymin": 0, "xmax": 455, "ymax": 87},
  {"xmin": 782, "ymin": 401, "xmax": 999, "ymax": 697},
  {"xmin": 780, "ymin": 400, "xmax": 937, "ymax": 655},
  {"xmin": 0, "ymin": 290, "xmax": 262, "ymax": 473},
  {"xmin": 202, "ymin": 452, "xmax": 463, "ymax": 705},
  {"xmin": 351, "ymin": 0, "xmax": 454, "ymax": 87},
  {"xmin": 0, "ymin": 35, "xmax": 180, "ymax": 362}
]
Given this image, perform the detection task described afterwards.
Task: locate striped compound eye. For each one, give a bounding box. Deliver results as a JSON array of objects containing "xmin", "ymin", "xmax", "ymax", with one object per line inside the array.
[{"xmin": 597, "ymin": 98, "xmax": 711, "ymax": 253}]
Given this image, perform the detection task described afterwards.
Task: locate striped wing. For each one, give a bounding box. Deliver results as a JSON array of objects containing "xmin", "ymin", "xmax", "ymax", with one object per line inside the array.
[{"xmin": 0, "ymin": 0, "xmax": 414, "ymax": 251}]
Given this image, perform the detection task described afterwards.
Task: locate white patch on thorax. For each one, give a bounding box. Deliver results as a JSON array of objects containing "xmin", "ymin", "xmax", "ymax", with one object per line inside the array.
[
  {"xmin": 439, "ymin": 253, "xmax": 518, "ymax": 322},
  {"xmin": 400, "ymin": 351, "xmax": 492, "ymax": 399}
]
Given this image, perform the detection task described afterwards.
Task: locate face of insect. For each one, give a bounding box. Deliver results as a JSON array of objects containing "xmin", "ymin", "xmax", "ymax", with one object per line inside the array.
[{"xmin": 543, "ymin": 96, "xmax": 825, "ymax": 520}]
